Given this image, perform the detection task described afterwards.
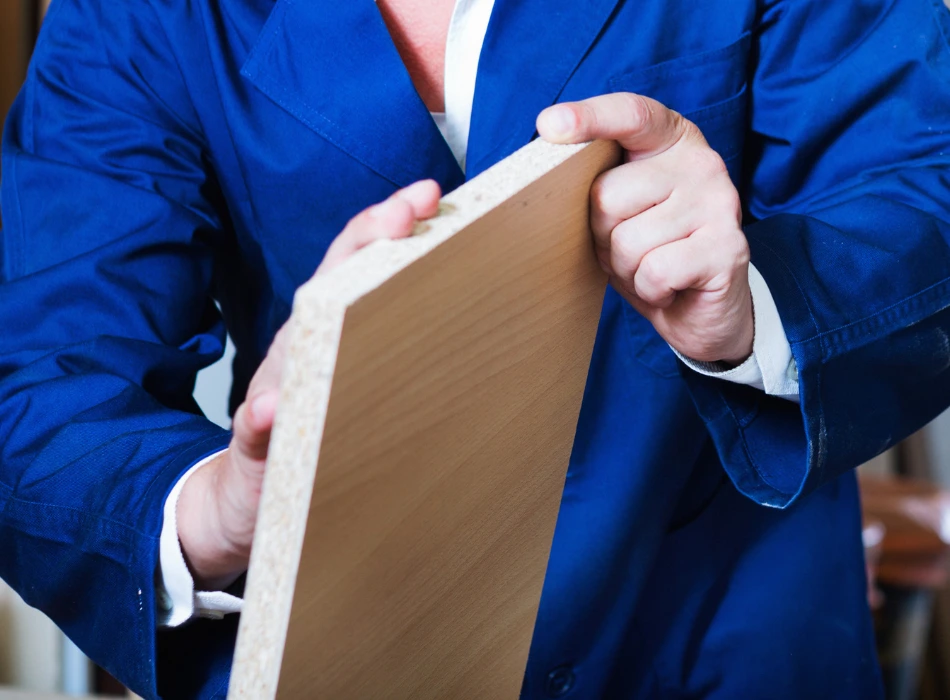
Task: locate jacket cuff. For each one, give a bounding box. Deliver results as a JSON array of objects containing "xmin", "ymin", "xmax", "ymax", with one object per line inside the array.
[
  {"xmin": 157, "ymin": 449, "xmax": 243, "ymax": 628},
  {"xmin": 678, "ymin": 229, "xmax": 822, "ymax": 509},
  {"xmin": 674, "ymin": 263, "xmax": 800, "ymax": 402},
  {"xmin": 130, "ymin": 431, "xmax": 232, "ymax": 695}
]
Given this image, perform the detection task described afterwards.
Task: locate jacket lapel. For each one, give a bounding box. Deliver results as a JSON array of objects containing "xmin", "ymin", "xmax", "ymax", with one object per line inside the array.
[
  {"xmin": 466, "ymin": 0, "xmax": 623, "ymax": 178},
  {"xmin": 241, "ymin": 0, "xmax": 465, "ymax": 191}
]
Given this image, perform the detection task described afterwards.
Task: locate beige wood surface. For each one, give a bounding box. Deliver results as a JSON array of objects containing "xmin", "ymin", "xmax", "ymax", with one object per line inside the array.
[{"xmin": 229, "ymin": 138, "xmax": 621, "ymax": 699}]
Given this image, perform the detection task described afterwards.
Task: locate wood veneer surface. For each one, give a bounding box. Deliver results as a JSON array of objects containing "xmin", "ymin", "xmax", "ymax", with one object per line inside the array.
[{"xmin": 230, "ymin": 138, "xmax": 620, "ymax": 699}]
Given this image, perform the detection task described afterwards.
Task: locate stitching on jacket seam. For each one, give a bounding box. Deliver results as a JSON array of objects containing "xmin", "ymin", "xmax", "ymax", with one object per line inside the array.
[
  {"xmin": 2, "ymin": 432, "xmax": 230, "ymax": 541},
  {"xmin": 800, "ymin": 276, "xmax": 950, "ymax": 346},
  {"xmin": 241, "ymin": 0, "xmax": 416, "ymax": 186},
  {"xmin": 4, "ymin": 495, "xmax": 156, "ymax": 542},
  {"xmin": 140, "ymin": 432, "xmax": 232, "ymax": 508},
  {"xmin": 811, "ymin": 360, "xmax": 827, "ymax": 488},
  {"xmin": 257, "ymin": 77, "xmax": 414, "ymax": 187},
  {"xmin": 752, "ymin": 236, "xmax": 822, "ymax": 341},
  {"xmin": 607, "ymin": 31, "xmax": 751, "ymax": 87},
  {"xmin": 727, "ymin": 399, "xmax": 797, "ymax": 501}
]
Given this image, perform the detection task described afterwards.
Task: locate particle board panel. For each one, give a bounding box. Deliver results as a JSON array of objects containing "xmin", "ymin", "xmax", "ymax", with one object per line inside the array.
[{"xmin": 229, "ymin": 138, "xmax": 621, "ymax": 699}]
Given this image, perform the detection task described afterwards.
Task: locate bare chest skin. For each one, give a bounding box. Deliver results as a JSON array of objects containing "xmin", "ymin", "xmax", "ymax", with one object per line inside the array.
[{"xmin": 376, "ymin": 0, "xmax": 456, "ymax": 112}]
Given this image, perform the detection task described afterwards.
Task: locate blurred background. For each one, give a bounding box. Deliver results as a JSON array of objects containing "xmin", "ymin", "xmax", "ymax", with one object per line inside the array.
[
  {"xmin": 1, "ymin": 6, "xmax": 234, "ymax": 697},
  {"xmin": 2, "ymin": 1, "xmax": 950, "ymax": 699}
]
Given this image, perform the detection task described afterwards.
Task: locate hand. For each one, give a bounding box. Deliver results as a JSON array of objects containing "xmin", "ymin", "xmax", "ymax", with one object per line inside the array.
[
  {"xmin": 537, "ymin": 93, "xmax": 753, "ymax": 365},
  {"xmin": 177, "ymin": 179, "xmax": 442, "ymax": 589}
]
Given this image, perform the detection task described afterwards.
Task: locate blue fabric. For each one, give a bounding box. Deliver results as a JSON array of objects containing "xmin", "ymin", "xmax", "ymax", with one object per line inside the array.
[{"xmin": 2, "ymin": 0, "xmax": 949, "ymax": 697}]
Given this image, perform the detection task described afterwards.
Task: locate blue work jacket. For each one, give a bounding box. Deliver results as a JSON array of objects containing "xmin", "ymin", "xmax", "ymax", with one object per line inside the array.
[{"xmin": 3, "ymin": 0, "xmax": 950, "ymax": 697}]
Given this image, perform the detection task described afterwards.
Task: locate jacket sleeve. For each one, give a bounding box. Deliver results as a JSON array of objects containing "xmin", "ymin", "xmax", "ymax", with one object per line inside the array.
[
  {"xmin": 0, "ymin": 0, "xmax": 232, "ymax": 696},
  {"xmin": 681, "ymin": 0, "xmax": 950, "ymax": 507}
]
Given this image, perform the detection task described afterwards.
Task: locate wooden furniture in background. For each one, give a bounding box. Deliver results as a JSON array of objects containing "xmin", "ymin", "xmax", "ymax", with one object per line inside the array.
[
  {"xmin": 1, "ymin": 0, "xmax": 45, "ymax": 231},
  {"xmin": 861, "ymin": 474, "xmax": 950, "ymax": 700},
  {"xmin": 229, "ymin": 139, "xmax": 620, "ymax": 699},
  {"xmin": 862, "ymin": 475, "xmax": 950, "ymax": 590},
  {"xmin": 0, "ymin": 0, "xmax": 31, "ymax": 118}
]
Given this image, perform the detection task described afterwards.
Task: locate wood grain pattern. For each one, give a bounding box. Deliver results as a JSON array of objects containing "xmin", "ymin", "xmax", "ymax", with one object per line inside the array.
[{"xmin": 229, "ymin": 138, "xmax": 621, "ymax": 699}]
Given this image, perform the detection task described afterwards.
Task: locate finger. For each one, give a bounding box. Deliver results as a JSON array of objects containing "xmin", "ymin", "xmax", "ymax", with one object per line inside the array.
[
  {"xmin": 231, "ymin": 390, "xmax": 279, "ymax": 462},
  {"xmin": 319, "ymin": 181, "xmax": 442, "ymax": 272},
  {"xmin": 606, "ymin": 199, "xmax": 694, "ymax": 283},
  {"xmin": 590, "ymin": 159, "xmax": 676, "ymax": 245},
  {"xmin": 319, "ymin": 197, "xmax": 414, "ymax": 271},
  {"xmin": 252, "ymin": 324, "xmax": 290, "ymax": 389},
  {"xmin": 394, "ymin": 179, "xmax": 441, "ymax": 219},
  {"xmin": 538, "ymin": 93, "xmax": 687, "ymax": 156},
  {"xmin": 632, "ymin": 233, "xmax": 731, "ymax": 308}
]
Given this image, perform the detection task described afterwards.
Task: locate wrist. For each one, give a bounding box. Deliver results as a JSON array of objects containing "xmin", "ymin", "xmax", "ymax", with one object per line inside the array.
[
  {"xmin": 177, "ymin": 450, "xmax": 252, "ymax": 590},
  {"xmin": 719, "ymin": 336, "xmax": 753, "ymax": 367},
  {"xmin": 718, "ymin": 291, "xmax": 755, "ymax": 366}
]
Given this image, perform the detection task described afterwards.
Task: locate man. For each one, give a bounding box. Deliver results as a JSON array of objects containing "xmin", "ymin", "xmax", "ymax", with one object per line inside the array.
[{"xmin": 2, "ymin": 0, "xmax": 949, "ymax": 697}]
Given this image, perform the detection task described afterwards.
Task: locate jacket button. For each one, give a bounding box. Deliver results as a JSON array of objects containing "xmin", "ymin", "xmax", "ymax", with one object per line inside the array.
[{"xmin": 545, "ymin": 666, "xmax": 575, "ymax": 697}]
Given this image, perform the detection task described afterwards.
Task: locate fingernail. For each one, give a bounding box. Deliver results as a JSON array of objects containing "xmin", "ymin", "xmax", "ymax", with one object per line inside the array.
[{"xmin": 542, "ymin": 106, "xmax": 574, "ymax": 138}]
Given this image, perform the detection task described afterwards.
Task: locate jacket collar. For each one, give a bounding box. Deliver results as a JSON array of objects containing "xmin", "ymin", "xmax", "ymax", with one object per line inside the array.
[
  {"xmin": 241, "ymin": 0, "xmax": 621, "ymax": 189},
  {"xmin": 241, "ymin": 0, "xmax": 465, "ymax": 192}
]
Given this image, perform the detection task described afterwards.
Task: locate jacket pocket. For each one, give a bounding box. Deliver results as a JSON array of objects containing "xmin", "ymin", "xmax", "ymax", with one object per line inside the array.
[
  {"xmin": 608, "ymin": 32, "xmax": 750, "ymax": 165},
  {"xmin": 607, "ymin": 31, "xmax": 750, "ymax": 112}
]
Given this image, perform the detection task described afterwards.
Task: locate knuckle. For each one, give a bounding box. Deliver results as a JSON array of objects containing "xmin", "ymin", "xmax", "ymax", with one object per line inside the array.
[
  {"xmin": 702, "ymin": 189, "xmax": 741, "ymax": 231},
  {"xmin": 680, "ymin": 117, "xmax": 702, "ymax": 139},
  {"xmin": 690, "ymin": 147, "xmax": 728, "ymax": 179},
  {"xmin": 620, "ymin": 92, "xmax": 652, "ymax": 132},
  {"xmin": 589, "ymin": 175, "xmax": 612, "ymax": 212},
  {"xmin": 575, "ymin": 103, "xmax": 597, "ymax": 135},
  {"xmin": 638, "ymin": 252, "xmax": 667, "ymax": 287},
  {"xmin": 610, "ymin": 229, "xmax": 643, "ymax": 280},
  {"xmin": 732, "ymin": 236, "xmax": 751, "ymax": 269},
  {"xmin": 709, "ymin": 229, "xmax": 749, "ymax": 275},
  {"xmin": 680, "ymin": 117, "xmax": 711, "ymax": 148},
  {"xmin": 589, "ymin": 173, "xmax": 622, "ymax": 215}
]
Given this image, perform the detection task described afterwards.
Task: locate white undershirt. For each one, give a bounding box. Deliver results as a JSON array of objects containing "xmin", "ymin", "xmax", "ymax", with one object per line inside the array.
[
  {"xmin": 158, "ymin": 0, "xmax": 798, "ymax": 626},
  {"xmin": 435, "ymin": 0, "xmax": 496, "ymax": 169}
]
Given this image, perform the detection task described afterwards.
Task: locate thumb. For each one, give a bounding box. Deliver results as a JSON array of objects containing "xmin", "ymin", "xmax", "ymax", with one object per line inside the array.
[
  {"xmin": 231, "ymin": 390, "xmax": 279, "ymax": 463},
  {"xmin": 537, "ymin": 93, "xmax": 686, "ymax": 157}
]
